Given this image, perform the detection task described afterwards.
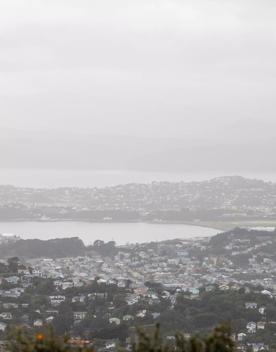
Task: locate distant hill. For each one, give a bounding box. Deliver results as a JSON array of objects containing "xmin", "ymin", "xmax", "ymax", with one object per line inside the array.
[
  {"xmin": 1, "ymin": 227, "xmax": 276, "ymax": 261},
  {"xmin": 210, "ymin": 227, "xmax": 276, "ymax": 246},
  {"xmin": 0, "ymin": 176, "xmax": 276, "ymax": 225},
  {"xmin": 206, "ymin": 227, "xmax": 276, "ymax": 267},
  {"xmin": 0, "ymin": 237, "xmax": 86, "ymax": 259}
]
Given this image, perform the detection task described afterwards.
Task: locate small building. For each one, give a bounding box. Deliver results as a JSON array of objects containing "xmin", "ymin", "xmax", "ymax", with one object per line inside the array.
[
  {"xmin": 0, "ymin": 322, "xmax": 7, "ymax": 332},
  {"xmin": 261, "ymin": 290, "xmax": 272, "ymax": 298},
  {"xmin": 189, "ymin": 288, "xmax": 200, "ymax": 298},
  {"xmin": 259, "ymin": 307, "xmax": 266, "ymax": 315},
  {"xmin": 72, "ymin": 295, "xmax": 86, "ymax": 303},
  {"xmin": 245, "ymin": 302, "xmax": 258, "ymax": 309},
  {"xmin": 152, "ymin": 312, "xmax": 160, "ymax": 319},
  {"xmin": 3, "ymin": 303, "xmax": 18, "ymax": 309},
  {"xmin": 109, "ymin": 317, "xmax": 121, "ymax": 325},
  {"xmin": 248, "ymin": 343, "xmax": 267, "ymax": 352},
  {"xmin": 33, "ymin": 319, "xmax": 43, "ymax": 327},
  {"xmin": 5, "ymin": 276, "xmax": 20, "ymax": 285},
  {"xmin": 123, "ymin": 315, "xmax": 134, "ymax": 321},
  {"xmin": 247, "ymin": 322, "xmax": 257, "ymax": 334},
  {"xmin": 257, "ymin": 321, "xmax": 265, "ymax": 330},
  {"xmin": 0, "ymin": 312, "xmax": 12, "ymax": 320},
  {"xmin": 237, "ymin": 333, "xmax": 246, "ymax": 342},
  {"xmin": 49, "ymin": 295, "xmax": 66, "ymax": 306},
  {"xmin": 136, "ymin": 310, "xmax": 147, "ymax": 318},
  {"xmin": 73, "ymin": 312, "xmax": 87, "ymax": 321},
  {"xmin": 62, "ymin": 282, "xmax": 74, "ymax": 290}
]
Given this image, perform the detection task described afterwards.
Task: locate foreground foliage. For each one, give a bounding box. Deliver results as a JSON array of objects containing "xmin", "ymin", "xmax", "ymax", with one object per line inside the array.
[
  {"xmin": 133, "ymin": 324, "xmax": 234, "ymax": 352},
  {"xmin": 7, "ymin": 326, "xmax": 94, "ymax": 352},
  {"xmin": 6, "ymin": 324, "xmax": 234, "ymax": 352}
]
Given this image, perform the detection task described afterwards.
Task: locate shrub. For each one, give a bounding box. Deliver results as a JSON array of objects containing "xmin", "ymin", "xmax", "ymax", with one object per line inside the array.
[
  {"xmin": 7, "ymin": 326, "xmax": 94, "ymax": 352},
  {"xmin": 6, "ymin": 324, "xmax": 234, "ymax": 352},
  {"xmin": 133, "ymin": 324, "xmax": 234, "ymax": 352}
]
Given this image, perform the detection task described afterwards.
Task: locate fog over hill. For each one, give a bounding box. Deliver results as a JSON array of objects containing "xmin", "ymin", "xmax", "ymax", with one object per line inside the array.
[{"xmin": 0, "ymin": 132, "xmax": 275, "ymax": 173}]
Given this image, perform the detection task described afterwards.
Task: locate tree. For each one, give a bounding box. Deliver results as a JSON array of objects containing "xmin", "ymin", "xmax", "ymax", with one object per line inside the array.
[
  {"xmin": 52, "ymin": 302, "xmax": 74, "ymax": 335},
  {"xmin": 133, "ymin": 324, "xmax": 234, "ymax": 352},
  {"xmin": 7, "ymin": 257, "xmax": 20, "ymax": 273},
  {"xmin": 6, "ymin": 324, "xmax": 235, "ymax": 352},
  {"xmin": 7, "ymin": 325, "xmax": 93, "ymax": 352},
  {"xmin": 32, "ymin": 277, "xmax": 55, "ymax": 295}
]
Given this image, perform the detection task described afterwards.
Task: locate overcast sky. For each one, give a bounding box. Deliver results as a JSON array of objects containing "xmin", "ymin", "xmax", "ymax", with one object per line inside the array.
[{"xmin": 1, "ymin": 0, "xmax": 276, "ymax": 174}]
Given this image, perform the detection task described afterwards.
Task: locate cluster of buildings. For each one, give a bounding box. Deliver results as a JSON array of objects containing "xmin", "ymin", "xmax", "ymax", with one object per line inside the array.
[
  {"xmin": 27, "ymin": 229, "xmax": 276, "ymax": 294},
  {"xmin": 1, "ymin": 176, "xmax": 276, "ymax": 221},
  {"xmin": 0, "ymin": 228, "xmax": 276, "ymax": 350}
]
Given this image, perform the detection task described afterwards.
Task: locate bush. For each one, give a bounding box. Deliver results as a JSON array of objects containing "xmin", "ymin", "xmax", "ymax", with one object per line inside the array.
[
  {"xmin": 133, "ymin": 324, "xmax": 234, "ymax": 352},
  {"xmin": 7, "ymin": 326, "xmax": 94, "ymax": 352},
  {"xmin": 6, "ymin": 324, "xmax": 234, "ymax": 352}
]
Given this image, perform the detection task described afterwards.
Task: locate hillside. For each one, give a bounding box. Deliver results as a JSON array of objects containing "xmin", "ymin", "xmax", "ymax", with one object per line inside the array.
[
  {"xmin": 1, "ymin": 176, "xmax": 276, "ymax": 225},
  {"xmin": 0, "ymin": 237, "xmax": 86, "ymax": 259}
]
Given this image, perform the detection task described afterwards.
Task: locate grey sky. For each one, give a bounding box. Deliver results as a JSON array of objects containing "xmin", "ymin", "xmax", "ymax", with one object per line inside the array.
[{"xmin": 1, "ymin": 0, "xmax": 276, "ymax": 172}]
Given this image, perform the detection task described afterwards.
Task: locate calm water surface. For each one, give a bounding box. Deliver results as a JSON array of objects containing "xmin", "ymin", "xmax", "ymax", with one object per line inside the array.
[
  {"xmin": 0, "ymin": 221, "xmax": 220, "ymax": 245},
  {"xmin": 0, "ymin": 169, "xmax": 270, "ymax": 245}
]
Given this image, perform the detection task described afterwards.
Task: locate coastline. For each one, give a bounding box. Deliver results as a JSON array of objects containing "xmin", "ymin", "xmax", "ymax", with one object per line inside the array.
[{"xmin": 0, "ymin": 218, "xmax": 276, "ymax": 231}]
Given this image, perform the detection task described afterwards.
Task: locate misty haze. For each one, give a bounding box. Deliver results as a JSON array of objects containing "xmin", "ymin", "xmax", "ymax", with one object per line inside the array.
[{"xmin": 1, "ymin": 1, "xmax": 276, "ymax": 351}]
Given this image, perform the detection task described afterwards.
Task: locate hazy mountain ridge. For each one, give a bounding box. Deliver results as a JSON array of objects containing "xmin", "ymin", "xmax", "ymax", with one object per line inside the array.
[{"xmin": 0, "ymin": 176, "xmax": 275, "ymax": 223}]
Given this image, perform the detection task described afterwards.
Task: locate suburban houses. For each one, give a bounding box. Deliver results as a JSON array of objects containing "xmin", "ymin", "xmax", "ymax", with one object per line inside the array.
[{"xmin": 0, "ymin": 228, "xmax": 276, "ymax": 350}]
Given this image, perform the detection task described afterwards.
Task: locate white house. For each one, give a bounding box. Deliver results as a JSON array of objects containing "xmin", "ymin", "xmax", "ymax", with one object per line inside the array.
[
  {"xmin": 73, "ymin": 312, "xmax": 87, "ymax": 321},
  {"xmin": 3, "ymin": 303, "xmax": 18, "ymax": 309},
  {"xmin": 46, "ymin": 316, "xmax": 54, "ymax": 323},
  {"xmin": 109, "ymin": 317, "xmax": 121, "ymax": 325},
  {"xmin": 257, "ymin": 322, "xmax": 265, "ymax": 330},
  {"xmin": 261, "ymin": 290, "xmax": 272, "ymax": 298},
  {"xmin": 237, "ymin": 333, "xmax": 246, "ymax": 342},
  {"xmin": 245, "ymin": 302, "xmax": 258, "ymax": 309},
  {"xmin": 123, "ymin": 315, "xmax": 134, "ymax": 321},
  {"xmin": 189, "ymin": 288, "xmax": 200, "ymax": 298},
  {"xmin": 0, "ymin": 322, "xmax": 7, "ymax": 332},
  {"xmin": 247, "ymin": 322, "xmax": 257, "ymax": 334},
  {"xmin": 49, "ymin": 295, "xmax": 66, "ymax": 306},
  {"xmin": 248, "ymin": 343, "xmax": 267, "ymax": 352},
  {"xmin": 72, "ymin": 295, "xmax": 86, "ymax": 303},
  {"xmin": 259, "ymin": 307, "xmax": 266, "ymax": 315},
  {"xmin": 62, "ymin": 282, "xmax": 74, "ymax": 290},
  {"xmin": 5, "ymin": 276, "xmax": 20, "ymax": 284},
  {"xmin": 136, "ymin": 309, "xmax": 147, "ymax": 318},
  {"xmin": 152, "ymin": 312, "xmax": 160, "ymax": 319},
  {"xmin": 33, "ymin": 319, "xmax": 43, "ymax": 327},
  {"xmin": 0, "ymin": 312, "xmax": 12, "ymax": 320}
]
